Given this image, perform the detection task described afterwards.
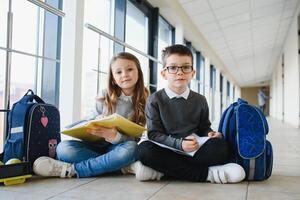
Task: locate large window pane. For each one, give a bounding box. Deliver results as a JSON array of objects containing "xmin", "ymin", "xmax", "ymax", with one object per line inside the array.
[
  {"xmin": 10, "ymin": 53, "xmax": 36, "ymax": 105},
  {"xmin": 0, "ymin": 51, "xmax": 5, "ymax": 151},
  {"xmin": 0, "ymin": 0, "xmax": 8, "ymax": 47},
  {"xmin": 125, "ymin": 1, "xmax": 149, "ymax": 85},
  {"xmin": 12, "ymin": 1, "xmax": 39, "ymax": 54},
  {"xmin": 81, "ymin": 0, "xmax": 113, "ymax": 117},
  {"xmin": 157, "ymin": 16, "xmax": 172, "ymax": 90}
]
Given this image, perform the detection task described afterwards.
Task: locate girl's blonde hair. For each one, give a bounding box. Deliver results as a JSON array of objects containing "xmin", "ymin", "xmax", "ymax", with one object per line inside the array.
[{"xmin": 98, "ymin": 52, "xmax": 149, "ymax": 125}]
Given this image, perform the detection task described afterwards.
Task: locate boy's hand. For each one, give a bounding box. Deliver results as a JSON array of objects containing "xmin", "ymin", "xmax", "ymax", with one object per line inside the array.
[
  {"xmin": 87, "ymin": 125, "xmax": 117, "ymax": 143},
  {"xmin": 182, "ymin": 135, "xmax": 200, "ymax": 152},
  {"xmin": 208, "ymin": 131, "xmax": 223, "ymax": 139}
]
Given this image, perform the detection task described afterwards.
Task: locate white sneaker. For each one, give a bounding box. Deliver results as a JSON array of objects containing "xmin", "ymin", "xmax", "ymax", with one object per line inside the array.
[
  {"xmin": 124, "ymin": 161, "xmax": 163, "ymax": 181},
  {"xmin": 207, "ymin": 163, "xmax": 245, "ymax": 184},
  {"xmin": 33, "ymin": 156, "xmax": 75, "ymax": 178}
]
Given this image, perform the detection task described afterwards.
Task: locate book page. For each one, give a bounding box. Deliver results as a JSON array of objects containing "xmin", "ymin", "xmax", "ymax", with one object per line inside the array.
[{"xmin": 148, "ymin": 133, "xmax": 209, "ymax": 157}]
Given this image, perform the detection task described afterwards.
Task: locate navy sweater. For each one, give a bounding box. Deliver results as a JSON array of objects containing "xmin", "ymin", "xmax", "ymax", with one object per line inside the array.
[{"xmin": 146, "ymin": 89, "xmax": 212, "ymax": 150}]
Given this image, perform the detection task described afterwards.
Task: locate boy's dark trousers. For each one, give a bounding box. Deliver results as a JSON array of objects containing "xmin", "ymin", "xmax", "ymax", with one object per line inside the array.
[{"xmin": 137, "ymin": 138, "xmax": 229, "ymax": 182}]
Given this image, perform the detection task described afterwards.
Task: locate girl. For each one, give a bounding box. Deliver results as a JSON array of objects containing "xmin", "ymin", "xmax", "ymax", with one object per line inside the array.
[{"xmin": 33, "ymin": 52, "xmax": 162, "ymax": 180}]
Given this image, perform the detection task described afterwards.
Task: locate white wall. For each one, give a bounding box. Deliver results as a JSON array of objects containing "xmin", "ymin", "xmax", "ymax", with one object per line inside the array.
[
  {"xmin": 283, "ymin": 17, "xmax": 299, "ymax": 127},
  {"xmin": 271, "ymin": 11, "xmax": 299, "ymax": 127}
]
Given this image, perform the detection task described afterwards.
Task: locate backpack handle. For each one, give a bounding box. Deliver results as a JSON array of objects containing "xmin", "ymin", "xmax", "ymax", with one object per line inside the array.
[
  {"xmin": 21, "ymin": 89, "xmax": 45, "ymax": 104},
  {"xmin": 237, "ymin": 98, "xmax": 248, "ymax": 104}
]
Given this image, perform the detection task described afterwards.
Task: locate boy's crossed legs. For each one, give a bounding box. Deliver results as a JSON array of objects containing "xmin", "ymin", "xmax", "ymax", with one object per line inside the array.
[{"xmin": 137, "ymin": 138, "xmax": 245, "ymax": 183}]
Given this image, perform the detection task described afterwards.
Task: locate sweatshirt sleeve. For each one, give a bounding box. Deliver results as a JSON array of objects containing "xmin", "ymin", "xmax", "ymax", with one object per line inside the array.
[{"xmin": 146, "ymin": 95, "xmax": 183, "ymax": 151}]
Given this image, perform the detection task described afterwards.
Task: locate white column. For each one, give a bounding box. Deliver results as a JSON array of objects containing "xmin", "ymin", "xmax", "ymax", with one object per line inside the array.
[
  {"xmin": 59, "ymin": 0, "xmax": 85, "ymax": 128},
  {"xmin": 175, "ymin": 24, "xmax": 184, "ymax": 44}
]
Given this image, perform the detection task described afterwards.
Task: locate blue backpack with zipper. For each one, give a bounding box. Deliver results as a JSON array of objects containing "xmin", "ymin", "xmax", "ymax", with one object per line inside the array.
[
  {"xmin": 218, "ymin": 98, "xmax": 273, "ymax": 181},
  {"xmin": 2, "ymin": 89, "xmax": 61, "ymax": 169}
]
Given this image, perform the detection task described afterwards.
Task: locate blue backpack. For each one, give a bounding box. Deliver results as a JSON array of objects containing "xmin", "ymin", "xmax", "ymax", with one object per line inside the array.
[
  {"xmin": 218, "ymin": 98, "xmax": 273, "ymax": 181},
  {"xmin": 2, "ymin": 90, "xmax": 61, "ymax": 168}
]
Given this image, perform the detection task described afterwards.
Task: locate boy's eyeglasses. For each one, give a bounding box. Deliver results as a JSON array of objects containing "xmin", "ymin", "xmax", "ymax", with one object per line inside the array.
[{"xmin": 164, "ymin": 66, "xmax": 193, "ymax": 74}]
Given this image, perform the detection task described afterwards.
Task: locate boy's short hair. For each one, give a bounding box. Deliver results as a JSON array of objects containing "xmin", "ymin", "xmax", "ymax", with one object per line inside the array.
[{"xmin": 162, "ymin": 44, "xmax": 193, "ymax": 67}]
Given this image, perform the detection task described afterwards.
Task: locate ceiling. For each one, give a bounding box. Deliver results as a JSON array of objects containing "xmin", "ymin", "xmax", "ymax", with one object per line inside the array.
[{"xmin": 166, "ymin": 0, "xmax": 299, "ymax": 87}]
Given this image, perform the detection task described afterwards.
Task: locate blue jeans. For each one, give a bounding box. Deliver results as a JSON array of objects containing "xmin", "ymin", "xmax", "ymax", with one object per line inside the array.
[{"xmin": 56, "ymin": 140, "xmax": 137, "ymax": 178}]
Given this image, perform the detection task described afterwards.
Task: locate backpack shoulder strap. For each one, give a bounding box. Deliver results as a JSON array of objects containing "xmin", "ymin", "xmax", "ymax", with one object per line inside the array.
[{"xmin": 219, "ymin": 103, "xmax": 235, "ymax": 139}]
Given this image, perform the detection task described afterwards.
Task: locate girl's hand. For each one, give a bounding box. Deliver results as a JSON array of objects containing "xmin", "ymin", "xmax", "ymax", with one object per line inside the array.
[
  {"xmin": 87, "ymin": 125, "xmax": 117, "ymax": 143},
  {"xmin": 182, "ymin": 135, "xmax": 200, "ymax": 152},
  {"xmin": 208, "ymin": 131, "xmax": 223, "ymax": 139}
]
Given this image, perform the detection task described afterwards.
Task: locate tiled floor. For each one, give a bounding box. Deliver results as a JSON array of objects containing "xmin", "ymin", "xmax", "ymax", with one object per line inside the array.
[{"xmin": 1, "ymin": 117, "xmax": 300, "ymax": 200}]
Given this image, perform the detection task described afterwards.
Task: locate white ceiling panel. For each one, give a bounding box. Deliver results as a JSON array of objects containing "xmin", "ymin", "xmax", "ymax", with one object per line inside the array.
[
  {"xmin": 192, "ymin": 11, "xmax": 215, "ymax": 25},
  {"xmin": 177, "ymin": 0, "xmax": 299, "ymax": 86},
  {"xmin": 198, "ymin": 22, "xmax": 220, "ymax": 32},
  {"xmin": 178, "ymin": 0, "xmax": 194, "ymax": 4},
  {"xmin": 208, "ymin": 0, "xmax": 247, "ymax": 9},
  {"xmin": 205, "ymin": 31, "xmax": 224, "ymax": 40},
  {"xmin": 285, "ymin": 0, "xmax": 299, "ymax": 10},
  {"xmin": 223, "ymin": 22, "xmax": 251, "ymax": 33},
  {"xmin": 252, "ymin": 3, "xmax": 285, "ymax": 19},
  {"xmin": 252, "ymin": 16, "xmax": 281, "ymax": 29},
  {"xmin": 282, "ymin": 8, "xmax": 296, "ymax": 19},
  {"xmin": 219, "ymin": 12, "xmax": 250, "ymax": 28},
  {"xmin": 213, "ymin": 1, "xmax": 249, "ymax": 19},
  {"xmin": 182, "ymin": 0, "xmax": 211, "ymax": 15},
  {"xmin": 251, "ymin": 0, "xmax": 283, "ymax": 9}
]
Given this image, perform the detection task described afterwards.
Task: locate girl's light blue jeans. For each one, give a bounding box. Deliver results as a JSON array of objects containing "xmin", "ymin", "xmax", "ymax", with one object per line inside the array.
[{"xmin": 56, "ymin": 140, "xmax": 137, "ymax": 178}]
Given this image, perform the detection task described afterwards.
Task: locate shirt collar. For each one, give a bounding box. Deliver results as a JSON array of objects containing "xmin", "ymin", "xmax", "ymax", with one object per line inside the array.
[
  {"xmin": 164, "ymin": 87, "xmax": 190, "ymax": 100},
  {"xmin": 119, "ymin": 92, "xmax": 132, "ymax": 103}
]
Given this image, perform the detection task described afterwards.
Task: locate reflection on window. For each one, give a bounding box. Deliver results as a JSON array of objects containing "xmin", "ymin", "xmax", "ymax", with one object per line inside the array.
[
  {"xmin": 157, "ymin": 16, "xmax": 172, "ymax": 90},
  {"xmin": 81, "ymin": 0, "xmax": 113, "ymax": 118},
  {"xmin": 125, "ymin": 1, "xmax": 149, "ymax": 85}
]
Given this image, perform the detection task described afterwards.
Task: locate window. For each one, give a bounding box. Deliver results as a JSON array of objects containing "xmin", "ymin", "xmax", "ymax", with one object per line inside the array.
[
  {"xmin": 226, "ymin": 80, "xmax": 231, "ymax": 106},
  {"xmin": 227, "ymin": 81, "xmax": 230, "ymax": 97},
  {"xmin": 210, "ymin": 65, "xmax": 216, "ymax": 121},
  {"xmin": 220, "ymin": 73, "xmax": 224, "ymax": 116},
  {"xmin": 190, "ymin": 47, "xmax": 198, "ymax": 92},
  {"xmin": 0, "ymin": 3, "xmax": 8, "ymax": 143},
  {"xmin": 125, "ymin": 1, "xmax": 149, "ymax": 84},
  {"xmin": 0, "ymin": 51, "xmax": 5, "ymax": 151},
  {"xmin": 157, "ymin": 16, "xmax": 173, "ymax": 90},
  {"xmin": 200, "ymin": 55, "xmax": 205, "ymax": 94},
  {"xmin": 0, "ymin": 0, "xmax": 63, "ymax": 151},
  {"xmin": 81, "ymin": 0, "xmax": 114, "ymax": 118},
  {"xmin": 210, "ymin": 65, "xmax": 216, "ymax": 91},
  {"xmin": 0, "ymin": 1, "xmax": 8, "ymax": 47}
]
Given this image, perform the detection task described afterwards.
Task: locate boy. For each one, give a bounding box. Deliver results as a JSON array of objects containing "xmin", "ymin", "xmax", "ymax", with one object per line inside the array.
[{"xmin": 137, "ymin": 44, "xmax": 245, "ymax": 183}]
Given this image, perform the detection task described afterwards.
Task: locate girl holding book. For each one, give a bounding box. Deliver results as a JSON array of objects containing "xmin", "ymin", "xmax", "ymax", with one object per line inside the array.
[{"xmin": 33, "ymin": 52, "xmax": 162, "ymax": 180}]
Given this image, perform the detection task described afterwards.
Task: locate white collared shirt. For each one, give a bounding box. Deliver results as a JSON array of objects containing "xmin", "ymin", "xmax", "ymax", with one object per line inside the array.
[{"xmin": 164, "ymin": 87, "xmax": 190, "ymax": 100}]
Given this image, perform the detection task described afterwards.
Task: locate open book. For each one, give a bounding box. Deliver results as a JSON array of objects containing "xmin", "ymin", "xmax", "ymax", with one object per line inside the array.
[
  {"xmin": 61, "ymin": 113, "xmax": 147, "ymax": 143},
  {"xmin": 148, "ymin": 134, "xmax": 209, "ymax": 157}
]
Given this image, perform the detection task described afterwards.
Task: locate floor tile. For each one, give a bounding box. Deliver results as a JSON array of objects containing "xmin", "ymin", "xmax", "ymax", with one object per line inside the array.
[{"xmin": 53, "ymin": 175, "xmax": 167, "ymax": 200}]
